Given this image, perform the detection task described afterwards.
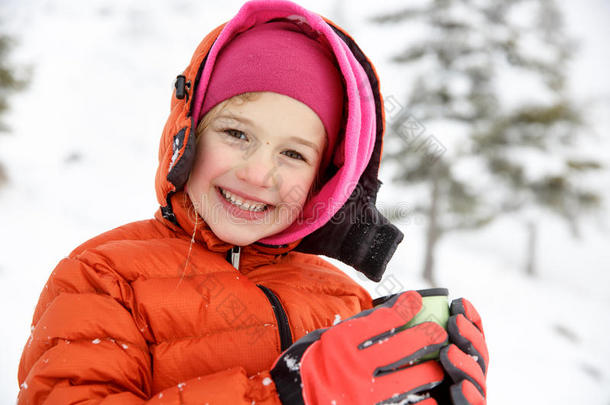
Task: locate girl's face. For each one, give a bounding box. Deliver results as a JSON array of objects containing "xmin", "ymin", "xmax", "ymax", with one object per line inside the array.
[{"xmin": 186, "ymin": 92, "xmax": 326, "ymax": 246}]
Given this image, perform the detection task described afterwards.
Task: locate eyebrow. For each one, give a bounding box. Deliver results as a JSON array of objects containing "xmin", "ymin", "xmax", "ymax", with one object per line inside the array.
[
  {"xmin": 287, "ymin": 136, "xmax": 321, "ymax": 154},
  {"xmin": 216, "ymin": 113, "xmax": 321, "ymax": 154},
  {"xmin": 216, "ymin": 113, "xmax": 256, "ymax": 128}
]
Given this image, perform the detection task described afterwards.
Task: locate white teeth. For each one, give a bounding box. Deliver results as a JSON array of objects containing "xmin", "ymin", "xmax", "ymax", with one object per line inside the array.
[{"xmin": 219, "ymin": 188, "xmax": 268, "ymax": 212}]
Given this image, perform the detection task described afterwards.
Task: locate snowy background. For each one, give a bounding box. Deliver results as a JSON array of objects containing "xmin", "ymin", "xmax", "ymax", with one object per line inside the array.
[{"xmin": 1, "ymin": 0, "xmax": 609, "ymax": 403}]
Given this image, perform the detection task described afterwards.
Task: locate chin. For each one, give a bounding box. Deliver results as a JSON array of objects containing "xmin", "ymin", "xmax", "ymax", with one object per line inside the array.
[{"xmin": 211, "ymin": 226, "xmax": 259, "ymax": 246}]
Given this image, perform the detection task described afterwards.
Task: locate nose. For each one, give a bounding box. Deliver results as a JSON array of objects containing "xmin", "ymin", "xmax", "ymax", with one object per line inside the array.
[{"xmin": 234, "ymin": 149, "xmax": 277, "ymax": 189}]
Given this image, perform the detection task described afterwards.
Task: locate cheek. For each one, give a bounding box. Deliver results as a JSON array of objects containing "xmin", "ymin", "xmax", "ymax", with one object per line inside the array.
[
  {"xmin": 188, "ymin": 157, "xmax": 211, "ymax": 191},
  {"xmin": 189, "ymin": 142, "xmax": 229, "ymax": 189},
  {"xmin": 280, "ymin": 170, "xmax": 317, "ymax": 207}
]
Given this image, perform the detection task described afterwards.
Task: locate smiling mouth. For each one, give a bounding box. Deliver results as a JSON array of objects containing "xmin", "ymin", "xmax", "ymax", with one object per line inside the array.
[{"xmin": 217, "ymin": 187, "xmax": 271, "ymax": 212}]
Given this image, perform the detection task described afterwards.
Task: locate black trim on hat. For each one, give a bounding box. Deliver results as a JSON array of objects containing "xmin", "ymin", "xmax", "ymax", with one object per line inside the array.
[{"xmin": 294, "ymin": 23, "xmax": 403, "ymax": 282}]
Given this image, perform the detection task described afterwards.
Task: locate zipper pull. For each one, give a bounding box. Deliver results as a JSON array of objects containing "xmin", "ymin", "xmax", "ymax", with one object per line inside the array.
[{"xmin": 230, "ymin": 246, "xmax": 241, "ymax": 270}]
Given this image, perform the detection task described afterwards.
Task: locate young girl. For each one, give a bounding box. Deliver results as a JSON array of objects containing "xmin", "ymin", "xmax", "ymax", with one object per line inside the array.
[{"xmin": 17, "ymin": 1, "xmax": 488, "ymax": 404}]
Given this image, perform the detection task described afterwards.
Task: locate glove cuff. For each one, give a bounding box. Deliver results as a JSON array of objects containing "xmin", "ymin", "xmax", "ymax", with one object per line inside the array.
[{"xmin": 270, "ymin": 329, "xmax": 325, "ymax": 405}]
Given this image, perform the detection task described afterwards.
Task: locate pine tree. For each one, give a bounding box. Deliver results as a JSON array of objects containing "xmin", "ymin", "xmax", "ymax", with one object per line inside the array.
[
  {"xmin": 372, "ymin": 0, "xmax": 602, "ymax": 283},
  {"xmin": 0, "ymin": 31, "xmax": 27, "ymax": 186}
]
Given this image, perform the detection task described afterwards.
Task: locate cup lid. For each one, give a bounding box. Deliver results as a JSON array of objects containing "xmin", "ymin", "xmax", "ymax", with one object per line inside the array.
[{"xmin": 416, "ymin": 288, "xmax": 449, "ymax": 297}]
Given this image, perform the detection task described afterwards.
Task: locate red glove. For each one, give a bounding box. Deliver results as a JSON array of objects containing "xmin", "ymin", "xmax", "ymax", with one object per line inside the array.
[
  {"xmin": 439, "ymin": 298, "xmax": 489, "ymax": 405},
  {"xmin": 270, "ymin": 291, "xmax": 449, "ymax": 405}
]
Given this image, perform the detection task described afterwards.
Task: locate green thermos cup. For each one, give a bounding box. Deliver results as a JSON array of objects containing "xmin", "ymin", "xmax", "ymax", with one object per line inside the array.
[
  {"xmin": 373, "ymin": 288, "xmax": 450, "ymax": 360},
  {"xmin": 404, "ymin": 288, "xmax": 450, "ymax": 360}
]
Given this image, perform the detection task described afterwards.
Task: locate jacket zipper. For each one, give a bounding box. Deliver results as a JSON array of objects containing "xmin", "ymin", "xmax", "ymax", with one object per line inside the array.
[
  {"xmin": 224, "ymin": 247, "xmax": 292, "ymax": 351},
  {"xmin": 227, "ymin": 246, "xmax": 241, "ymax": 270},
  {"xmin": 257, "ymin": 285, "xmax": 293, "ymax": 352}
]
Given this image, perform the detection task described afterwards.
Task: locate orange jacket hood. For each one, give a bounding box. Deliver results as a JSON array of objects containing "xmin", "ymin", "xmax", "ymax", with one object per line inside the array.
[{"xmin": 154, "ymin": 0, "xmax": 402, "ymax": 281}]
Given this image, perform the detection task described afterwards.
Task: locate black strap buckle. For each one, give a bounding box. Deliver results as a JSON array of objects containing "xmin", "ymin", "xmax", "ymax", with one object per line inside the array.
[{"xmin": 174, "ymin": 75, "xmax": 190, "ymax": 101}]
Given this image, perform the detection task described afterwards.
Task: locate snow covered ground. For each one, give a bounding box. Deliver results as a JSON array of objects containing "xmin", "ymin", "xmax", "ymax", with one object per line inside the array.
[{"xmin": 1, "ymin": 0, "xmax": 609, "ymax": 403}]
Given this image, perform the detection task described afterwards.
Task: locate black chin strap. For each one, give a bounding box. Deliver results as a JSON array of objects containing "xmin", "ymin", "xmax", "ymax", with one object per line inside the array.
[{"xmin": 296, "ymin": 183, "xmax": 404, "ymax": 282}]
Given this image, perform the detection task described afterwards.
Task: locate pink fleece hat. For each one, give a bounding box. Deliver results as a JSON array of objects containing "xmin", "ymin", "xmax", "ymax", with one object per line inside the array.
[{"xmin": 198, "ymin": 21, "xmax": 345, "ymax": 170}]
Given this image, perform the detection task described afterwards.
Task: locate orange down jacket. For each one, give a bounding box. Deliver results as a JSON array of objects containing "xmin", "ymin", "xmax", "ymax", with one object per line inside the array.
[
  {"xmin": 18, "ymin": 2, "xmax": 403, "ymax": 404},
  {"xmin": 17, "ymin": 191, "xmax": 372, "ymax": 404}
]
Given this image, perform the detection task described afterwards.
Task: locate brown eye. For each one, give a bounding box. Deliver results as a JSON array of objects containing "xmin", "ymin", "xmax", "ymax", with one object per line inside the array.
[
  {"xmin": 282, "ymin": 150, "xmax": 306, "ymax": 161},
  {"xmin": 224, "ymin": 129, "xmax": 248, "ymax": 141}
]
